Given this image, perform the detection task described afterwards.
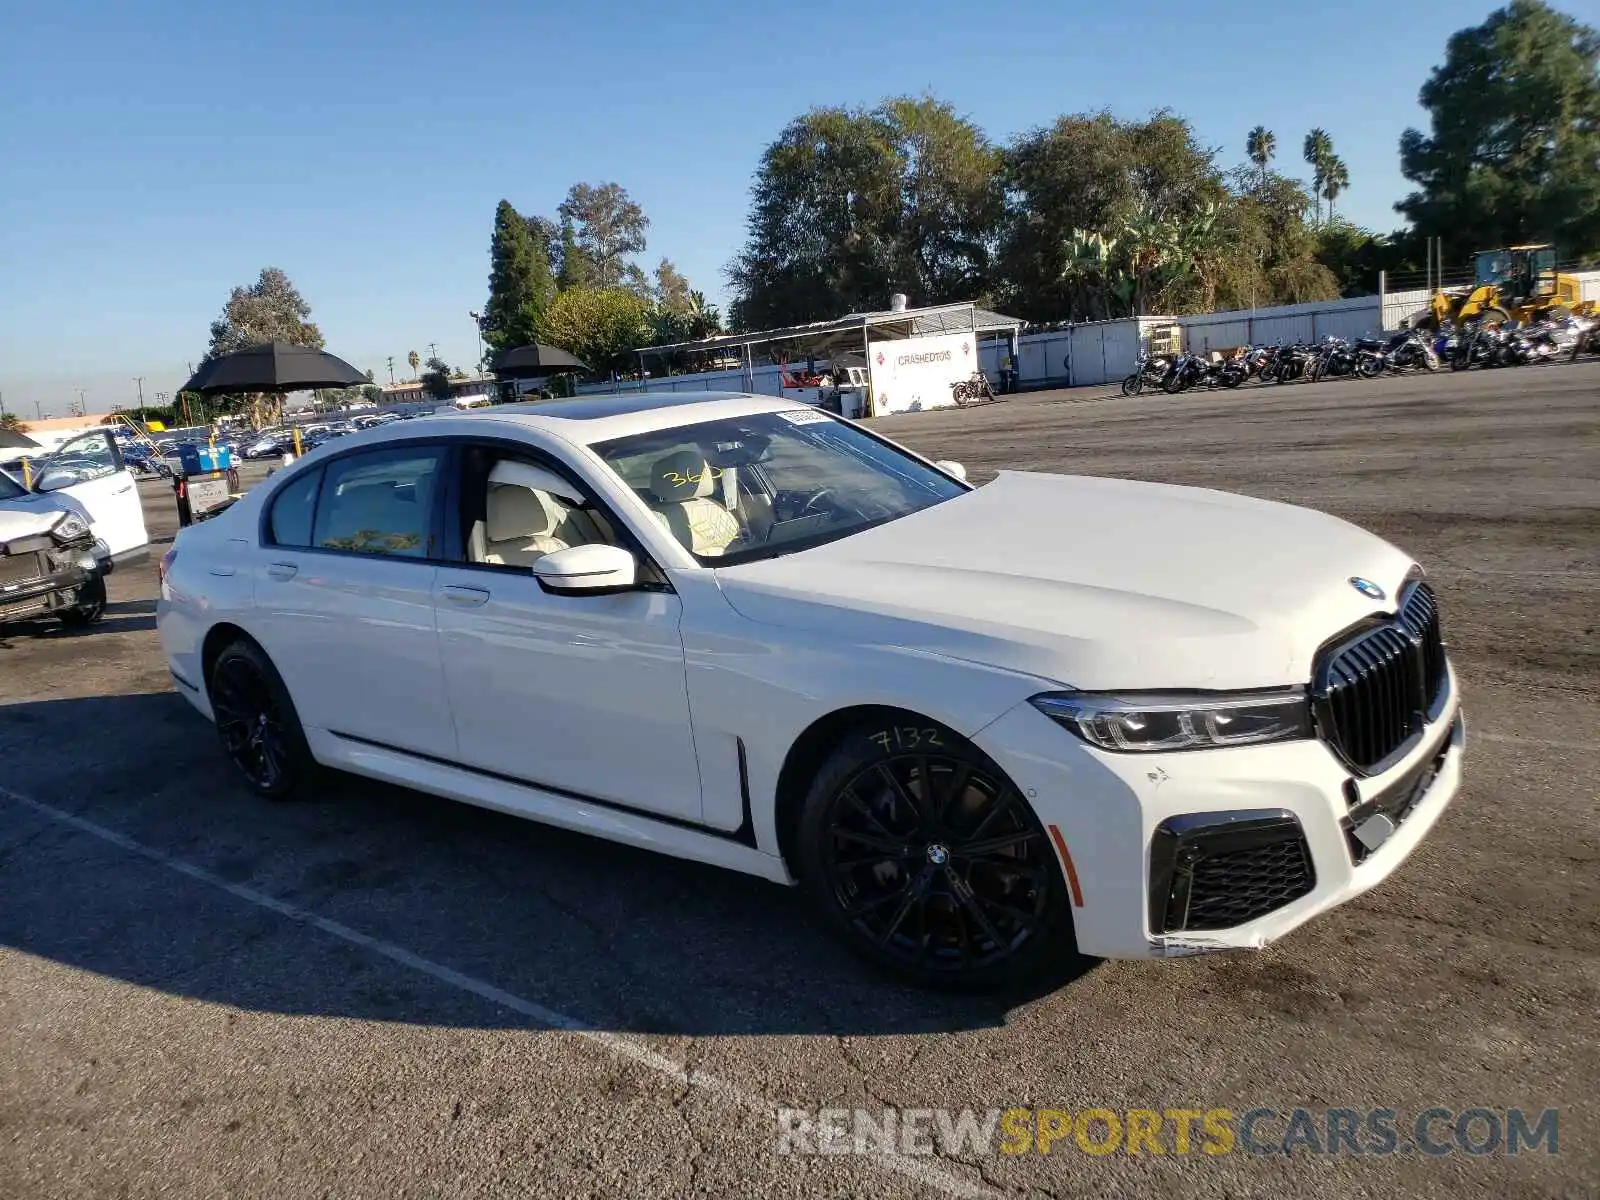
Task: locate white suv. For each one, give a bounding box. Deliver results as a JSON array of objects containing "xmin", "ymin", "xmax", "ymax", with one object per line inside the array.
[{"xmin": 0, "ymin": 429, "xmax": 151, "ymax": 575}]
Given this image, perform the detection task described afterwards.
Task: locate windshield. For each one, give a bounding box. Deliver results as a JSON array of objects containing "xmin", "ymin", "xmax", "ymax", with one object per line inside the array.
[{"xmin": 592, "ymin": 409, "xmax": 967, "ymax": 565}]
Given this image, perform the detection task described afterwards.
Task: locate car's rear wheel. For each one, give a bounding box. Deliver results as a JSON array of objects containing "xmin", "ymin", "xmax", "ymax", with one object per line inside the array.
[
  {"xmin": 796, "ymin": 721, "xmax": 1075, "ymax": 990},
  {"xmin": 208, "ymin": 639, "xmax": 312, "ymax": 800}
]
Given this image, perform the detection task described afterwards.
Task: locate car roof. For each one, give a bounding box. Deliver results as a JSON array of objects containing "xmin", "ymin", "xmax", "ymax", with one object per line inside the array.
[{"xmin": 403, "ymin": 391, "xmax": 813, "ymax": 446}]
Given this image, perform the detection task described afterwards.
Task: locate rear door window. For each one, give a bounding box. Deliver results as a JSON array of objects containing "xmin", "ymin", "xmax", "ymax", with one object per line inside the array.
[
  {"xmin": 311, "ymin": 448, "xmax": 445, "ymax": 558},
  {"xmin": 265, "ymin": 467, "xmax": 323, "ymax": 548}
]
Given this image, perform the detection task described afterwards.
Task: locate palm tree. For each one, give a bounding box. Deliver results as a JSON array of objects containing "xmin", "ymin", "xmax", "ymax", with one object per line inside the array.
[
  {"xmin": 1246, "ymin": 126, "xmax": 1276, "ymax": 189},
  {"xmin": 1321, "ymin": 156, "xmax": 1351, "ymax": 222},
  {"xmin": 407, "ymin": 350, "xmax": 420, "ymax": 378},
  {"xmin": 0, "ymin": 412, "xmax": 28, "ymax": 434},
  {"xmin": 1302, "ymin": 129, "xmax": 1333, "ymax": 222}
]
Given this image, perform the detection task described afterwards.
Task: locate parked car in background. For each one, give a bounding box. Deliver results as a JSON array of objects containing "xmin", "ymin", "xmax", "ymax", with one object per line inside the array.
[
  {"xmin": 242, "ymin": 431, "xmax": 294, "ymax": 459},
  {"xmin": 158, "ymin": 391, "xmax": 1463, "ymax": 989}
]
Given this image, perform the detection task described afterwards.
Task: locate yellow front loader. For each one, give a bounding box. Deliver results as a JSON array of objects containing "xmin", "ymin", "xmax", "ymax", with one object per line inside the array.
[{"xmin": 1425, "ymin": 244, "xmax": 1587, "ymax": 328}]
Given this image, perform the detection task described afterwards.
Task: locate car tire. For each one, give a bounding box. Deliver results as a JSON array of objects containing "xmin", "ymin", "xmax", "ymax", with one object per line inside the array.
[
  {"xmin": 208, "ymin": 639, "xmax": 314, "ymax": 800},
  {"xmin": 58, "ymin": 574, "xmax": 107, "ymax": 628},
  {"xmin": 795, "ymin": 720, "xmax": 1076, "ymax": 991}
]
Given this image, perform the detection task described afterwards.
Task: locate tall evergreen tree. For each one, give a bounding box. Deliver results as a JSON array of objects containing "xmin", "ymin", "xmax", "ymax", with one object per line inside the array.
[
  {"xmin": 1399, "ymin": 0, "xmax": 1600, "ymax": 260},
  {"xmin": 483, "ymin": 200, "xmax": 555, "ymax": 353}
]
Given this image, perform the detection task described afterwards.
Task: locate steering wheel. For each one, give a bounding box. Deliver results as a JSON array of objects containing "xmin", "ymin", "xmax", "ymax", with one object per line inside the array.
[{"xmin": 796, "ymin": 487, "xmax": 833, "ymax": 518}]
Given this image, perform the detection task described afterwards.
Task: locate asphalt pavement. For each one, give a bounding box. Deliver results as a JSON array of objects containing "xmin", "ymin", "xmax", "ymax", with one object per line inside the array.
[{"xmin": 1, "ymin": 363, "xmax": 1596, "ymax": 1198}]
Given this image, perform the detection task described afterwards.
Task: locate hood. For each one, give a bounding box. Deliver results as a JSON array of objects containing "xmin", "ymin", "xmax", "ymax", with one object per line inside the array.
[
  {"xmin": 0, "ymin": 503, "xmax": 68, "ymax": 547},
  {"xmin": 713, "ymin": 472, "xmax": 1416, "ymax": 691}
]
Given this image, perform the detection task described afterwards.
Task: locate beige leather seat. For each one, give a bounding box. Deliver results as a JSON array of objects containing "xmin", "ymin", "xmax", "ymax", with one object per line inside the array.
[
  {"xmin": 482, "ymin": 483, "xmax": 568, "ymax": 566},
  {"xmin": 646, "ymin": 450, "xmax": 742, "ymax": 556}
]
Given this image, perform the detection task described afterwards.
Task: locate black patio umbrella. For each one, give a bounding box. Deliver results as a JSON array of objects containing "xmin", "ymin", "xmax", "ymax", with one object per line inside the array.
[
  {"xmin": 178, "ymin": 342, "xmax": 369, "ymax": 395},
  {"xmin": 0, "ymin": 428, "xmax": 39, "ymax": 450},
  {"xmin": 491, "ymin": 343, "xmax": 589, "ymax": 377}
]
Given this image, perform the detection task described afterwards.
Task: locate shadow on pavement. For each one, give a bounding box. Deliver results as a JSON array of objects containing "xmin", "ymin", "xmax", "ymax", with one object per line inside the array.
[{"xmin": 0, "ymin": 691, "xmax": 1094, "ymax": 1038}]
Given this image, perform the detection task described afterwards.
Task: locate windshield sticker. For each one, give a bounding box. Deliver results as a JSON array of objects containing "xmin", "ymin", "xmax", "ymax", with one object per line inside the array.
[{"xmin": 776, "ymin": 408, "xmax": 831, "ymax": 425}]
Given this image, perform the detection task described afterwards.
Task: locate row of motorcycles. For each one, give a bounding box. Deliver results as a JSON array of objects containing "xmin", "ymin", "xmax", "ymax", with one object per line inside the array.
[{"xmin": 1122, "ymin": 311, "xmax": 1596, "ymax": 395}]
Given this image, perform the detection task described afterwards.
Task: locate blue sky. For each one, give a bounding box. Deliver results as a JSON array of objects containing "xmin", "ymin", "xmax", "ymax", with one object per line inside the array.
[{"xmin": 0, "ymin": 0, "xmax": 1528, "ymax": 417}]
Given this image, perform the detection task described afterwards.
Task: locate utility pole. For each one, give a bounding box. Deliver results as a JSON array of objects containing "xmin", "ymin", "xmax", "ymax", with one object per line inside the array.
[
  {"xmin": 36, "ymin": 401, "xmax": 45, "ymax": 420},
  {"xmin": 428, "ymin": 342, "xmax": 439, "ymax": 362},
  {"xmin": 387, "ymin": 356, "xmax": 395, "ymax": 384},
  {"xmin": 133, "ymin": 377, "xmax": 145, "ymax": 414},
  {"xmin": 468, "ymin": 311, "xmax": 485, "ymax": 374}
]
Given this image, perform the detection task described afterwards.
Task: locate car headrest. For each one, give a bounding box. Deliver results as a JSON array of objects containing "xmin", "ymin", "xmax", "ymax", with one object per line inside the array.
[
  {"xmin": 488, "ymin": 459, "xmax": 580, "ymax": 503},
  {"xmin": 486, "ymin": 484, "xmax": 554, "ymax": 541},
  {"xmin": 650, "ymin": 451, "xmax": 716, "ymax": 503}
]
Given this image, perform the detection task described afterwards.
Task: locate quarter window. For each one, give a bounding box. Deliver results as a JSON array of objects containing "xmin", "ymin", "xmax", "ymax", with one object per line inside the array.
[
  {"xmin": 265, "ymin": 467, "xmax": 323, "ymax": 548},
  {"xmin": 311, "ymin": 448, "xmax": 444, "ymax": 558}
]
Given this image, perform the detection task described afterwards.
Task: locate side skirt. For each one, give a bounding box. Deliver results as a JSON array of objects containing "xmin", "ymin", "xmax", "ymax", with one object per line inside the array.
[{"xmin": 306, "ymin": 727, "xmax": 795, "ymax": 886}]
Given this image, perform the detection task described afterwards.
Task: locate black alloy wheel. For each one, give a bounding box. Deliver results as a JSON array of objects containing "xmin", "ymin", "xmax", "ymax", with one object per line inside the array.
[
  {"xmin": 799, "ymin": 726, "xmax": 1073, "ymax": 989},
  {"xmin": 209, "ymin": 640, "xmax": 311, "ymax": 800}
]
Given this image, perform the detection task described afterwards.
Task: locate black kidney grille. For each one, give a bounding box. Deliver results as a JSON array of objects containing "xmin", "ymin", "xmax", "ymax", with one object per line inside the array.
[
  {"xmin": 1317, "ymin": 583, "xmax": 1447, "ymax": 774},
  {"xmin": 1397, "ymin": 582, "xmax": 1447, "ymax": 700}
]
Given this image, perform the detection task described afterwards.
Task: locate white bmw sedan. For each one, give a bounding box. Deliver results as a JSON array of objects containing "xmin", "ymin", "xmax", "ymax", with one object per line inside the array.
[{"xmin": 158, "ymin": 391, "xmax": 1464, "ymax": 988}]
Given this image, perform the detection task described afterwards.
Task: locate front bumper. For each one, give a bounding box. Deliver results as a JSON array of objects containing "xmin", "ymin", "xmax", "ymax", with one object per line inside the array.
[
  {"xmin": 0, "ymin": 551, "xmax": 97, "ymax": 623},
  {"xmin": 974, "ymin": 666, "xmax": 1464, "ymax": 959}
]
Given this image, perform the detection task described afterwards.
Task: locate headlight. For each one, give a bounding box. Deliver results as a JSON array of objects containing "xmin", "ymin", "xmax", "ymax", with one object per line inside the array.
[
  {"xmin": 1030, "ymin": 689, "xmax": 1312, "ymax": 752},
  {"xmin": 51, "ymin": 513, "xmax": 90, "ymax": 542}
]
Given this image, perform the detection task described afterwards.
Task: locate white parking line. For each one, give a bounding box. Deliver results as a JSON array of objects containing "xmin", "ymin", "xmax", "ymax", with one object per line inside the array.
[{"xmin": 0, "ymin": 784, "xmax": 999, "ymax": 1200}]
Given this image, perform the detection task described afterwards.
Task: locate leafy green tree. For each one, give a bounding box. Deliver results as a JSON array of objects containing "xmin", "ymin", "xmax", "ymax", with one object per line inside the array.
[
  {"xmin": 729, "ymin": 97, "xmax": 1001, "ymax": 328},
  {"xmin": 538, "ymin": 287, "xmax": 653, "ymax": 374},
  {"xmin": 421, "ymin": 356, "xmax": 453, "ymax": 401},
  {"xmin": 998, "ymin": 111, "xmax": 1232, "ymax": 321},
  {"xmin": 1246, "ymin": 126, "xmax": 1276, "ymax": 189},
  {"xmin": 2, "ymin": 412, "xmax": 31, "ymax": 434},
  {"xmin": 653, "ymin": 258, "xmax": 694, "ymax": 314},
  {"xmin": 558, "ymin": 183, "xmax": 650, "ymax": 291},
  {"xmin": 1399, "ymin": 0, "xmax": 1600, "ymax": 260},
  {"xmin": 201, "ymin": 267, "xmax": 324, "ymax": 424},
  {"xmin": 205, "ymin": 268, "xmax": 324, "ymax": 359},
  {"xmin": 483, "ymin": 200, "xmax": 556, "ymax": 352}
]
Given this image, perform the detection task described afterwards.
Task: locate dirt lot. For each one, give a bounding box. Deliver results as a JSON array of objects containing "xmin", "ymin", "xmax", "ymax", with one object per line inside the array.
[{"xmin": 2, "ymin": 364, "xmax": 1597, "ymax": 1198}]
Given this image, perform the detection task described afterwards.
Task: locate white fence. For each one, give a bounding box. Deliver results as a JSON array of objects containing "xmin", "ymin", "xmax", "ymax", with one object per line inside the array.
[{"xmin": 1178, "ymin": 295, "xmax": 1385, "ymax": 354}]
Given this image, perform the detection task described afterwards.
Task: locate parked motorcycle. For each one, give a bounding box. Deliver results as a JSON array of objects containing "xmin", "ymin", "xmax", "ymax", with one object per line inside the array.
[
  {"xmin": 1161, "ymin": 352, "xmax": 1211, "ymax": 393},
  {"xmin": 1120, "ymin": 353, "xmax": 1172, "ymax": 395}
]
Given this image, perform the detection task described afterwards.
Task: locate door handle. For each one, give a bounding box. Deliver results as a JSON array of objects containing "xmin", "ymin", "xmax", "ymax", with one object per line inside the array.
[
  {"xmin": 441, "ymin": 584, "xmax": 490, "ymax": 607},
  {"xmin": 265, "ymin": 562, "xmax": 298, "ymax": 581}
]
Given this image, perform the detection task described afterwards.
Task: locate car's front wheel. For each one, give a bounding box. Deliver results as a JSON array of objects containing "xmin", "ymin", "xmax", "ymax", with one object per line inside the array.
[
  {"xmin": 208, "ymin": 639, "xmax": 313, "ymax": 800},
  {"xmin": 796, "ymin": 720, "xmax": 1075, "ymax": 990},
  {"xmin": 58, "ymin": 574, "xmax": 107, "ymax": 628}
]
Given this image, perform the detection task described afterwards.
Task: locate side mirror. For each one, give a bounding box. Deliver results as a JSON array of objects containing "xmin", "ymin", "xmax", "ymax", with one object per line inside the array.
[
  {"xmin": 531, "ymin": 543, "xmax": 638, "ymax": 595},
  {"xmin": 34, "ymin": 469, "xmax": 79, "ymax": 493},
  {"xmin": 933, "ymin": 460, "xmax": 968, "ymax": 482}
]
